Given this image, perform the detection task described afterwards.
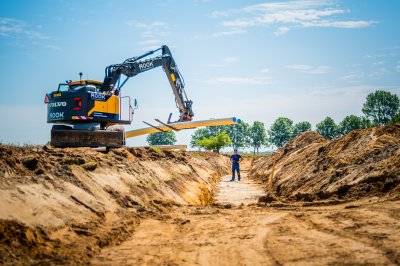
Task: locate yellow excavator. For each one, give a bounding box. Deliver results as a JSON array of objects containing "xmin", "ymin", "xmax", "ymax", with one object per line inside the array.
[{"xmin": 45, "ymin": 45, "xmax": 238, "ymax": 148}]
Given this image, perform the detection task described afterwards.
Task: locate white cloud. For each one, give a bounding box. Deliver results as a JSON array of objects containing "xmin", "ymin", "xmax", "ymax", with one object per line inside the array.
[
  {"xmin": 205, "ymin": 76, "xmax": 270, "ymax": 85},
  {"xmin": 208, "ymin": 56, "xmax": 238, "ymax": 67},
  {"xmin": 305, "ymin": 66, "xmax": 331, "ymax": 74},
  {"xmin": 126, "ymin": 20, "xmax": 171, "ymax": 49},
  {"xmin": 364, "ymin": 54, "xmax": 386, "ymax": 59},
  {"xmin": 243, "ymin": 0, "xmax": 334, "ymax": 12},
  {"xmin": 302, "ymin": 20, "xmax": 375, "ymax": 28},
  {"xmin": 25, "ymin": 30, "xmax": 50, "ymax": 40},
  {"xmin": 339, "ymin": 73, "xmax": 364, "ymax": 83},
  {"xmin": 126, "ymin": 20, "xmax": 168, "ymax": 30},
  {"xmin": 222, "ymin": 56, "xmax": 238, "ymax": 63},
  {"xmin": 0, "ymin": 17, "xmax": 24, "ymax": 36},
  {"xmin": 212, "ymin": 0, "xmax": 376, "ymax": 37},
  {"xmin": 369, "ymin": 67, "xmax": 390, "ymax": 77},
  {"xmin": 287, "ymin": 64, "xmax": 330, "ymax": 74},
  {"xmin": 211, "ymin": 10, "xmax": 229, "ymax": 18},
  {"xmin": 287, "ymin": 64, "xmax": 313, "ymax": 70},
  {"xmin": 274, "ymin": 26, "xmax": 290, "ymax": 36},
  {"xmin": 372, "ymin": 60, "xmax": 384, "ymax": 66},
  {"xmin": 213, "ymin": 29, "xmax": 246, "ymax": 37},
  {"xmin": 138, "ymin": 39, "xmax": 161, "ymax": 46},
  {"xmin": 45, "ymin": 44, "xmax": 62, "ymax": 51},
  {"xmin": 260, "ymin": 68, "xmax": 270, "ymax": 73},
  {"xmin": 0, "ymin": 17, "xmax": 51, "ymax": 41}
]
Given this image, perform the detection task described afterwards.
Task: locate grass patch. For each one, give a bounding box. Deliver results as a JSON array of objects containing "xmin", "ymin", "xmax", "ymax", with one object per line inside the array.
[
  {"xmin": 190, "ymin": 153, "xmax": 206, "ymax": 160},
  {"xmin": 169, "ymin": 173, "xmax": 179, "ymax": 180},
  {"xmin": 149, "ymin": 146, "xmax": 163, "ymax": 155}
]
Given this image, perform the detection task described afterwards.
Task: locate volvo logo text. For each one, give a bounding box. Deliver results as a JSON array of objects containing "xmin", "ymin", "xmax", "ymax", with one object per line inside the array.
[{"xmin": 49, "ymin": 102, "xmax": 67, "ymax": 108}]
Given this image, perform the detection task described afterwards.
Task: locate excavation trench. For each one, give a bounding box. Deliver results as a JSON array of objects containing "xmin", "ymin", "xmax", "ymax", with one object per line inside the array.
[
  {"xmin": 214, "ymin": 159, "xmax": 265, "ymax": 206},
  {"xmin": 0, "ymin": 146, "xmax": 231, "ymax": 265},
  {"xmin": 0, "ymin": 146, "xmax": 267, "ymax": 265},
  {"xmin": 1, "ymin": 125, "xmax": 400, "ymax": 266},
  {"xmin": 88, "ymin": 126, "xmax": 400, "ymax": 266}
]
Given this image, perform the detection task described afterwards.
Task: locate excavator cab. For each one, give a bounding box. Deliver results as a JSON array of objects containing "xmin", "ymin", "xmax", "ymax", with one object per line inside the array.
[{"xmin": 46, "ymin": 79, "xmax": 132, "ymax": 125}]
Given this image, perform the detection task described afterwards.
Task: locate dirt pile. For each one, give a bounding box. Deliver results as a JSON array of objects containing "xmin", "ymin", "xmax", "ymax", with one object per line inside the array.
[
  {"xmin": 250, "ymin": 125, "xmax": 400, "ymax": 200},
  {"xmin": 0, "ymin": 146, "xmax": 229, "ymax": 264}
]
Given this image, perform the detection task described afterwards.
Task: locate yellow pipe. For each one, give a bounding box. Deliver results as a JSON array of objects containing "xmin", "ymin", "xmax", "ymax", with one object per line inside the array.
[
  {"xmin": 136, "ymin": 145, "xmax": 187, "ymax": 150},
  {"xmin": 125, "ymin": 117, "xmax": 240, "ymax": 138}
]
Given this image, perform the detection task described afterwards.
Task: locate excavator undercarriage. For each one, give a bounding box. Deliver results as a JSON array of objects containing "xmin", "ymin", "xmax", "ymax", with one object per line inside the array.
[{"xmin": 51, "ymin": 127, "xmax": 125, "ymax": 148}]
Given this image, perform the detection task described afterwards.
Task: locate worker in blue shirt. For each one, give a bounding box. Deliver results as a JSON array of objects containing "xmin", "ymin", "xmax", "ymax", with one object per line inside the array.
[{"xmin": 230, "ymin": 149, "xmax": 242, "ymax": 181}]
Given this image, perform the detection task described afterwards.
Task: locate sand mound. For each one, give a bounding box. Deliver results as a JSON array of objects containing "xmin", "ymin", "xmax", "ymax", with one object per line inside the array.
[
  {"xmin": 0, "ymin": 146, "xmax": 229, "ymax": 264},
  {"xmin": 251, "ymin": 125, "xmax": 400, "ymax": 200}
]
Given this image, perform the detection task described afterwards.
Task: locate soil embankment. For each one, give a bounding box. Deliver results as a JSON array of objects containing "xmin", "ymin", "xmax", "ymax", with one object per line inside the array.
[
  {"xmin": 250, "ymin": 125, "xmax": 400, "ymax": 201},
  {"xmin": 0, "ymin": 146, "xmax": 229, "ymax": 264}
]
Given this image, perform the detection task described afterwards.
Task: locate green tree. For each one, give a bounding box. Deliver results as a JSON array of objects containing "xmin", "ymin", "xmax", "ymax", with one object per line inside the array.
[
  {"xmin": 361, "ymin": 116, "xmax": 373, "ymax": 129},
  {"xmin": 362, "ymin": 90, "xmax": 400, "ymax": 126},
  {"xmin": 195, "ymin": 132, "xmax": 232, "ymax": 153},
  {"xmin": 389, "ymin": 113, "xmax": 400, "ymax": 124},
  {"xmin": 146, "ymin": 131, "xmax": 177, "ymax": 145},
  {"xmin": 293, "ymin": 121, "xmax": 312, "ymax": 137},
  {"xmin": 250, "ymin": 121, "xmax": 267, "ymax": 154},
  {"xmin": 206, "ymin": 125, "xmax": 229, "ymax": 136},
  {"xmin": 338, "ymin": 115, "xmax": 369, "ymax": 135},
  {"xmin": 190, "ymin": 125, "xmax": 228, "ymax": 149},
  {"xmin": 190, "ymin": 128, "xmax": 210, "ymax": 149},
  {"xmin": 316, "ymin": 117, "xmax": 339, "ymax": 140},
  {"xmin": 225, "ymin": 121, "xmax": 251, "ymax": 150},
  {"xmin": 268, "ymin": 117, "xmax": 294, "ymax": 148}
]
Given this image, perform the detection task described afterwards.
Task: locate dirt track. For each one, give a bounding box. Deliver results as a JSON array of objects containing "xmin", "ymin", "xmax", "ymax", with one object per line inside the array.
[
  {"xmin": 92, "ymin": 201, "xmax": 400, "ymax": 265},
  {"xmin": 92, "ymin": 165, "xmax": 400, "ymax": 265}
]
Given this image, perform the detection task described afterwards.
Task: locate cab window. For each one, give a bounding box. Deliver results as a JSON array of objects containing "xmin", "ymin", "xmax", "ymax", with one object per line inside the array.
[{"xmin": 58, "ymin": 84, "xmax": 69, "ymax": 92}]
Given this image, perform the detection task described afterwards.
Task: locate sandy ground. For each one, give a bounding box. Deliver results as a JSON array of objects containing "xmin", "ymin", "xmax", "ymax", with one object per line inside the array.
[
  {"xmin": 91, "ymin": 164, "xmax": 400, "ymax": 266},
  {"xmin": 1, "ymin": 126, "xmax": 399, "ymax": 265},
  {"xmin": 215, "ymin": 174, "xmax": 265, "ymax": 205}
]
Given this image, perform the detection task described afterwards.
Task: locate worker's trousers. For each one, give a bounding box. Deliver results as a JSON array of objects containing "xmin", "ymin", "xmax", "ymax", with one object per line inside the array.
[{"xmin": 231, "ymin": 164, "xmax": 240, "ymax": 181}]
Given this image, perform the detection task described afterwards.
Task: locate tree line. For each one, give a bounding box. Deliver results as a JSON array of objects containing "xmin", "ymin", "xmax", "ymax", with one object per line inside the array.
[{"xmin": 147, "ymin": 90, "xmax": 400, "ymax": 153}]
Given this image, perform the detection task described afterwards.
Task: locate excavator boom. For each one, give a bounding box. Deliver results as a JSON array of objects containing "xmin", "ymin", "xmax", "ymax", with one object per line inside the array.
[{"xmin": 100, "ymin": 45, "xmax": 193, "ymax": 122}]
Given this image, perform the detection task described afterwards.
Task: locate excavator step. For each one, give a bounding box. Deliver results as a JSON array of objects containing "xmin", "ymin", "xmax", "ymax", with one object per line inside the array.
[{"xmin": 51, "ymin": 129, "xmax": 124, "ymax": 148}]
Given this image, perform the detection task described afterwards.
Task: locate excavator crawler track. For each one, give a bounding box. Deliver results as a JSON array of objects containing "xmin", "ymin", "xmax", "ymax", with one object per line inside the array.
[{"xmin": 51, "ymin": 129, "xmax": 124, "ymax": 148}]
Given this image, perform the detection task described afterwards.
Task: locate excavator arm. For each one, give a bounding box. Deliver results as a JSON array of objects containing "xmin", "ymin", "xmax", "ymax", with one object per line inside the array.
[{"xmin": 100, "ymin": 45, "xmax": 193, "ymax": 122}]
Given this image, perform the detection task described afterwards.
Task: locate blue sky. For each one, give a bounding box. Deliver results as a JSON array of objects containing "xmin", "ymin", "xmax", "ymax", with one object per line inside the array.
[{"xmin": 1, "ymin": 0, "xmax": 399, "ymax": 147}]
